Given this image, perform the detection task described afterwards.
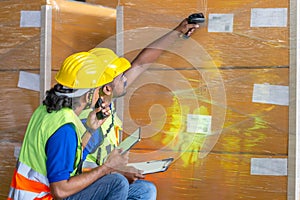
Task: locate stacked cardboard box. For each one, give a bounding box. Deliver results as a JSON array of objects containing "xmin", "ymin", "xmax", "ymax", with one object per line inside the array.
[
  {"xmin": 120, "ymin": 0, "xmax": 289, "ymax": 199},
  {"xmin": 0, "ymin": 0, "xmax": 44, "ymax": 198}
]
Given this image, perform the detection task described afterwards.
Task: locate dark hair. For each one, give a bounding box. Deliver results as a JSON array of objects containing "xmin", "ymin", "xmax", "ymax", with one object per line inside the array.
[{"xmin": 43, "ymin": 84, "xmax": 81, "ymax": 113}]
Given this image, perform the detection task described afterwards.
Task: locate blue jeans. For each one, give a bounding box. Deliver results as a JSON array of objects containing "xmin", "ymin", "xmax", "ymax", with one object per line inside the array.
[
  {"xmin": 64, "ymin": 173, "xmax": 157, "ymax": 200},
  {"xmin": 128, "ymin": 179, "xmax": 157, "ymax": 200}
]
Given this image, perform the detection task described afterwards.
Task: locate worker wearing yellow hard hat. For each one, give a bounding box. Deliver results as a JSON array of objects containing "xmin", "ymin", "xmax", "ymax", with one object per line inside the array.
[
  {"xmin": 8, "ymin": 51, "xmax": 134, "ymax": 200},
  {"xmin": 79, "ymin": 16, "xmax": 200, "ymax": 200},
  {"xmin": 79, "ymin": 48, "xmax": 132, "ymax": 158},
  {"xmin": 88, "ymin": 47, "xmax": 131, "ymax": 78}
]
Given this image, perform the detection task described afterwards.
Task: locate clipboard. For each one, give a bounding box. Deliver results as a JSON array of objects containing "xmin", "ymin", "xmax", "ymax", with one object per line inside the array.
[
  {"xmin": 117, "ymin": 127, "xmax": 141, "ymax": 154},
  {"xmin": 127, "ymin": 157, "xmax": 174, "ymax": 175}
]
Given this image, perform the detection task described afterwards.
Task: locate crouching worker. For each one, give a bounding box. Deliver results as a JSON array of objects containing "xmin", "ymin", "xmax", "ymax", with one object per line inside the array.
[
  {"xmin": 80, "ymin": 16, "xmax": 200, "ymax": 200},
  {"xmin": 8, "ymin": 52, "xmax": 132, "ymax": 200},
  {"xmin": 79, "ymin": 48, "xmax": 157, "ymax": 200}
]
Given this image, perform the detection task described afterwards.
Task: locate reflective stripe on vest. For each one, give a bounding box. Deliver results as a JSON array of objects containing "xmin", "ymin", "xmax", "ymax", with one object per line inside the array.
[
  {"xmin": 16, "ymin": 161, "xmax": 49, "ymax": 185},
  {"xmin": 8, "ymin": 162, "xmax": 51, "ymax": 199},
  {"xmin": 8, "ymin": 188, "xmax": 52, "ymax": 200}
]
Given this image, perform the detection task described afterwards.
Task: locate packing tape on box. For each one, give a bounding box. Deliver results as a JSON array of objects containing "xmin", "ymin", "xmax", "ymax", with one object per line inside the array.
[
  {"xmin": 18, "ymin": 71, "xmax": 40, "ymax": 91},
  {"xmin": 250, "ymin": 8, "xmax": 288, "ymax": 28},
  {"xmin": 250, "ymin": 158, "xmax": 287, "ymax": 176},
  {"xmin": 252, "ymin": 83, "xmax": 289, "ymax": 106},
  {"xmin": 20, "ymin": 10, "xmax": 41, "ymax": 27}
]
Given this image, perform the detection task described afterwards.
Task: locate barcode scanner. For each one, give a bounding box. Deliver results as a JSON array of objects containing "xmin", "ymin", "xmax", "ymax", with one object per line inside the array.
[{"xmin": 183, "ymin": 13, "xmax": 205, "ymax": 38}]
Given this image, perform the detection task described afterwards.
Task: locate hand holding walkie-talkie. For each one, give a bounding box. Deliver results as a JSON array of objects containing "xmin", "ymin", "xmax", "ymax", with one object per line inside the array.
[{"xmin": 95, "ymin": 98, "xmax": 109, "ymax": 120}]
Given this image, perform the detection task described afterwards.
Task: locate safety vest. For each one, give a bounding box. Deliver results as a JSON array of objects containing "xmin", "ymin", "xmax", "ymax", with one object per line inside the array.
[
  {"xmin": 80, "ymin": 102, "xmax": 122, "ymax": 169},
  {"xmin": 8, "ymin": 105, "xmax": 85, "ymax": 200}
]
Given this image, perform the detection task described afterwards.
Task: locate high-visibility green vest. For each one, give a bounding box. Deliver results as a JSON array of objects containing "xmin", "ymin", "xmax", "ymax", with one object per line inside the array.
[
  {"xmin": 80, "ymin": 102, "xmax": 122, "ymax": 167},
  {"xmin": 19, "ymin": 105, "xmax": 85, "ymax": 176}
]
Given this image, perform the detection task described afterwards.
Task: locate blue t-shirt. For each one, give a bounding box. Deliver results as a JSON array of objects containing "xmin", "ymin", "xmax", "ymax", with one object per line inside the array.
[{"xmin": 45, "ymin": 123, "xmax": 89, "ymax": 183}]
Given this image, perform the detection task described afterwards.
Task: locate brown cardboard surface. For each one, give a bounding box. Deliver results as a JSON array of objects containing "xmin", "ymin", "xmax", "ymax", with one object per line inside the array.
[
  {"xmin": 0, "ymin": 71, "xmax": 40, "ymax": 198},
  {"xmin": 123, "ymin": 68, "xmax": 288, "ymax": 158},
  {"xmin": 129, "ymin": 149, "xmax": 287, "ymax": 200},
  {"xmin": 86, "ymin": 0, "xmax": 119, "ymax": 8},
  {"xmin": 0, "ymin": 71, "xmax": 39, "ymax": 133},
  {"xmin": 121, "ymin": 0, "xmax": 288, "ymax": 68},
  {"xmin": 0, "ymin": 0, "xmax": 44, "ymax": 70},
  {"xmin": 50, "ymin": 0, "xmax": 117, "ymax": 71}
]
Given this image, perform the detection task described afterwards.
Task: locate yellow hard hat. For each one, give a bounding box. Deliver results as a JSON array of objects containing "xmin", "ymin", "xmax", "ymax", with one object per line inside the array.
[
  {"xmin": 89, "ymin": 48, "xmax": 131, "ymax": 78},
  {"xmin": 55, "ymin": 52, "xmax": 114, "ymax": 89}
]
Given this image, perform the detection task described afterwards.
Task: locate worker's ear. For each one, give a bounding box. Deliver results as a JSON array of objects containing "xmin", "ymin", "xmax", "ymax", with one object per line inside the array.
[
  {"xmin": 102, "ymin": 84, "xmax": 113, "ymax": 96},
  {"xmin": 84, "ymin": 91, "xmax": 94, "ymax": 104}
]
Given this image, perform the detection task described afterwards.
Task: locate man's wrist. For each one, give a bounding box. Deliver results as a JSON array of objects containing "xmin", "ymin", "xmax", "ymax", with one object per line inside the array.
[
  {"xmin": 84, "ymin": 122, "xmax": 97, "ymax": 134},
  {"xmin": 170, "ymin": 29, "xmax": 188, "ymax": 40},
  {"xmin": 102, "ymin": 163, "xmax": 113, "ymax": 175}
]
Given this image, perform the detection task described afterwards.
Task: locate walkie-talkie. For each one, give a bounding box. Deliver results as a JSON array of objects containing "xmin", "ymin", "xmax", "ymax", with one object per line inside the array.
[
  {"xmin": 183, "ymin": 13, "xmax": 205, "ymax": 38},
  {"xmin": 95, "ymin": 98, "xmax": 108, "ymax": 120}
]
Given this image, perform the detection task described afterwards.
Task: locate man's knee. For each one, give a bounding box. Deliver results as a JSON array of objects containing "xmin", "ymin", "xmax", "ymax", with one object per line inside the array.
[
  {"xmin": 109, "ymin": 173, "xmax": 130, "ymax": 191},
  {"xmin": 130, "ymin": 180, "xmax": 157, "ymax": 200},
  {"xmin": 140, "ymin": 180, "xmax": 156, "ymax": 194},
  {"xmin": 141, "ymin": 180, "xmax": 157, "ymax": 198}
]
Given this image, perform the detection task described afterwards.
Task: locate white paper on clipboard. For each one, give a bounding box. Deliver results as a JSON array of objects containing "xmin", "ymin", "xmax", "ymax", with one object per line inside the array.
[
  {"xmin": 127, "ymin": 158, "xmax": 174, "ymax": 175},
  {"xmin": 117, "ymin": 127, "xmax": 141, "ymax": 154}
]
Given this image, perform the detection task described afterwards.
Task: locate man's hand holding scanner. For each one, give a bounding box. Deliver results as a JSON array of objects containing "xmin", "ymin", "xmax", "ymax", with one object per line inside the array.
[{"xmin": 178, "ymin": 13, "xmax": 205, "ymax": 39}]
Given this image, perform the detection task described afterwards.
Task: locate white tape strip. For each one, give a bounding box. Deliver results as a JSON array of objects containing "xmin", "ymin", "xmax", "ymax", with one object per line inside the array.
[
  {"xmin": 252, "ymin": 84, "xmax": 289, "ymax": 106},
  {"xmin": 251, "ymin": 158, "xmax": 287, "ymax": 176},
  {"xmin": 20, "ymin": 10, "xmax": 41, "ymax": 27},
  {"xmin": 18, "ymin": 71, "xmax": 40, "ymax": 92},
  {"xmin": 251, "ymin": 8, "xmax": 288, "ymax": 27}
]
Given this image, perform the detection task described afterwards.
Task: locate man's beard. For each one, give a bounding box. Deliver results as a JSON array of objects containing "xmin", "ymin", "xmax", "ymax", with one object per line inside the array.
[{"xmin": 113, "ymin": 90, "xmax": 127, "ymax": 98}]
